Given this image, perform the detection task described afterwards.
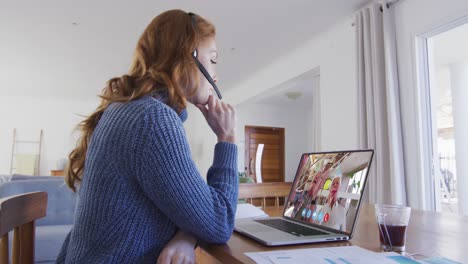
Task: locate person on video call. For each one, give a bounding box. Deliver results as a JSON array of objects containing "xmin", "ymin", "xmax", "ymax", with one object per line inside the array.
[
  {"xmin": 294, "ymin": 171, "xmax": 326, "ymax": 220},
  {"xmin": 292, "ymin": 159, "xmax": 334, "ymax": 219},
  {"xmin": 313, "ymin": 176, "xmax": 346, "ymax": 231},
  {"xmin": 56, "ymin": 9, "xmax": 238, "ymax": 264},
  {"xmin": 289, "ymin": 156, "xmax": 335, "ymax": 219}
]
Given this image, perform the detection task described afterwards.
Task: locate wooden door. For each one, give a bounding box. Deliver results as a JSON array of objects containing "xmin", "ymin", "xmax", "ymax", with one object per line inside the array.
[{"xmin": 244, "ymin": 126, "xmax": 285, "ymax": 182}]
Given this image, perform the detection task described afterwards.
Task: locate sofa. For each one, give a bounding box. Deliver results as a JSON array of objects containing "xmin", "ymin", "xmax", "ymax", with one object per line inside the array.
[{"xmin": 0, "ymin": 176, "xmax": 76, "ymax": 263}]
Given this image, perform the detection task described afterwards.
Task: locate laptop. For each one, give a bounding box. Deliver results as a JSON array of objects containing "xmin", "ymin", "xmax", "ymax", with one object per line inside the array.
[{"xmin": 235, "ymin": 149, "xmax": 374, "ymax": 246}]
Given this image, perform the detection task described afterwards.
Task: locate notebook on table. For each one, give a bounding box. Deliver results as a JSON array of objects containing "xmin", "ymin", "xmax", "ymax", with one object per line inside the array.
[{"xmin": 234, "ymin": 149, "xmax": 374, "ymax": 246}]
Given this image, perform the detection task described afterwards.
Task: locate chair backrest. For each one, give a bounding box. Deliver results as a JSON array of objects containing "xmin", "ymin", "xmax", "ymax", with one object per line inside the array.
[
  {"xmin": 0, "ymin": 191, "xmax": 47, "ymax": 264},
  {"xmin": 238, "ymin": 182, "xmax": 292, "ymax": 208},
  {"xmin": 0, "ymin": 179, "xmax": 75, "ymax": 226}
]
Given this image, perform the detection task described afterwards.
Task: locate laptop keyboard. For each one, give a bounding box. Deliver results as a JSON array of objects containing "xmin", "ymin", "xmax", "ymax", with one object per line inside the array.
[{"xmin": 255, "ymin": 219, "xmax": 328, "ymax": 237}]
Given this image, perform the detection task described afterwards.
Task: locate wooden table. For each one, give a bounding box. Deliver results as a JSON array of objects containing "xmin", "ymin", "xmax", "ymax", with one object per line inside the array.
[{"xmin": 199, "ymin": 204, "xmax": 468, "ymax": 263}]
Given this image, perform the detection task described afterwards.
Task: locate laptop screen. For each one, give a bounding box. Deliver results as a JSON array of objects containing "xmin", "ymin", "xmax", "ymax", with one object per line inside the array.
[{"xmin": 283, "ymin": 150, "xmax": 374, "ymax": 235}]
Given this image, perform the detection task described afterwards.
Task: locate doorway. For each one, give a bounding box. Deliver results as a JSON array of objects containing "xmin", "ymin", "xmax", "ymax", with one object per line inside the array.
[{"xmin": 418, "ymin": 19, "xmax": 468, "ymax": 215}]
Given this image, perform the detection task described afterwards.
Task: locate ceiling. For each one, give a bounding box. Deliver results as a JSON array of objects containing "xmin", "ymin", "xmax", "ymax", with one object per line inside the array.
[
  {"xmin": 245, "ymin": 68, "xmax": 319, "ymax": 108},
  {"xmin": 0, "ymin": 0, "xmax": 371, "ymax": 100}
]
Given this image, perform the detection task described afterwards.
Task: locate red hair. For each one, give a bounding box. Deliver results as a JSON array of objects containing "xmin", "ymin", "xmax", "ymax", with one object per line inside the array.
[{"xmin": 65, "ymin": 10, "xmax": 216, "ymax": 191}]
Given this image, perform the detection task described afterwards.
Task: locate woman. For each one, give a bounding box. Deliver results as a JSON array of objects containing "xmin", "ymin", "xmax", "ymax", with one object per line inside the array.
[{"xmin": 57, "ymin": 10, "xmax": 238, "ymax": 263}]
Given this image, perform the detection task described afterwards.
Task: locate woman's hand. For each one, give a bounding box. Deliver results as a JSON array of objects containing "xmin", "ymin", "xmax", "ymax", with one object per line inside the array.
[
  {"xmin": 196, "ymin": 95, "xmax": 236, "ymax": 143},
  {"xmin": 157, "ymin": 230, "xmax": 197, "ymax": 264}
]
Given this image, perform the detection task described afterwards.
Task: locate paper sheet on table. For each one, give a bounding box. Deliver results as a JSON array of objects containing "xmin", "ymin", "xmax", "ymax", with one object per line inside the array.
[
  {"xmin": 375, "ymin": 252, "xmax": 462, "ymax": 264},
  {"xmin": 419, "ymin": 257, "xmax": 462, "ymax": 264},
  {"xmin": 235, "ymin": 203, "xmax": 269, "ymax": 219},
  {"xmin": 245, "ymin": 246, "xmax": 418, "ymax": 264}
]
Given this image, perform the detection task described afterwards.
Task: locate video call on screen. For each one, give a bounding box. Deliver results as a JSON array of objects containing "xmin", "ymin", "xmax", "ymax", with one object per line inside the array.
[{"xmin": 284, "ymin": 151, "xmax": 373, "ymax": 234}]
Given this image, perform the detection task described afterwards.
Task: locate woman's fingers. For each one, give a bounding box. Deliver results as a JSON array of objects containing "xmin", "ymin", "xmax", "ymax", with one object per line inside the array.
[
  {"xmin": 197, "ymin": 95, "xmax": 236, "ymax": 143},
  {"xmin": 207, "ymin": 94, "xmax": 216, "ymax": 111},
  {"xmin": 157, "ymin": 250, "xmax": 170, "ymax": 264}
]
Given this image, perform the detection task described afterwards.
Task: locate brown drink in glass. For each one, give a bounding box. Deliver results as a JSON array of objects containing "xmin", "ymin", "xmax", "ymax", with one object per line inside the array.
[{"xmin": 375, "ymin": 204, "xmax": 411, "ymax": 252}]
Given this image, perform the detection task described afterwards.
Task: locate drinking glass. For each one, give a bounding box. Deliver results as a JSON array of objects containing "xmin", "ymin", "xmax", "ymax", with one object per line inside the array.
[{"xmin": 374, "ymin": 204, "xmax": 411, "ymax": 252}]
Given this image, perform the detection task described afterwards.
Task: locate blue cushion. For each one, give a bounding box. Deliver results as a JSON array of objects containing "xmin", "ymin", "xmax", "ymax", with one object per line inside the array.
[
  {"xmin": 36, "ymin": 225, "xmax": 72, "ymax": 262},
  {"xmin": 11, "ymin": 174, "xmax": 63, "ymax": 181}
]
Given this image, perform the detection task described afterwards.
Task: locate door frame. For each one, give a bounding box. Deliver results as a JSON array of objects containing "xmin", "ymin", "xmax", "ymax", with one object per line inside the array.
[{"xmin": 415, "ymin": 15, "xmax": 468, "ymax": 211}]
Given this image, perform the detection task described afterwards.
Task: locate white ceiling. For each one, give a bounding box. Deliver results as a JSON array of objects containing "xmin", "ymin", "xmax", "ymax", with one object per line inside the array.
[
  {"xmin": 0, "ymin": 0, "xmax": 371, "ymax": 100},
  {"xmin": 245, "ymin": 68, "xmax": 319, "ymax": 108}
]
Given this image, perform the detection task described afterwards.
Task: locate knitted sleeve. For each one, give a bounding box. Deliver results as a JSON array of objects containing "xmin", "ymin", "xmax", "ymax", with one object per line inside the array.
[{"xmin": 135, "ymin": 105, "xmax": 238, "ymax": 244}]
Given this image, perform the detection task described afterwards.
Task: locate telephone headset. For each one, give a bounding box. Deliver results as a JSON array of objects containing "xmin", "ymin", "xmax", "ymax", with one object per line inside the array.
[{"xmin": 188, "ymin": 12, "xmax": 222, "ymax": 99}]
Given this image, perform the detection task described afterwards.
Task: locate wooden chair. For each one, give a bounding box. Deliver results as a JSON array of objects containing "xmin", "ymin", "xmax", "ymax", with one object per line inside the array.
[
  {"xmin": 238, "ymin": 182, "xmax": 292, "ymax": 209},
  {"xmin": 0, "ymin": 192, "xmax": 47, "ymax": 264}
]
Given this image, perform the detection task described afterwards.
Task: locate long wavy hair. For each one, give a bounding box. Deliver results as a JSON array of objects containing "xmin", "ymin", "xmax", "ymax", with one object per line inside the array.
[{"xmin": 65, "ymin": 10, "xmax": 215, "ymax": 192}]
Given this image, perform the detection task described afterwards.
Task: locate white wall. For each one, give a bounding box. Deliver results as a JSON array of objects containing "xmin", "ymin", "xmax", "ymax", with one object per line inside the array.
[
  {"xmin": 226, "ymin": 18, "xmax": 358, "ymax": 152},
  {"xmin": 393, "ymin": 0, "xmax": 468, "ymax": 209},
  {"xmin": 236, "ymin": 103, "xmax": 309, "ymax": 182},
  {"xmin": 306, "ymin": 105, "xmax": 315, "ymax": 151},
  {"xmin": 0, "ymin": 96, "xmax": 98, "ymax": 175}
]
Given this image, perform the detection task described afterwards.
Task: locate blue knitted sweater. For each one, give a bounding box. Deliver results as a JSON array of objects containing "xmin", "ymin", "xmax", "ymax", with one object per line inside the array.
[{"xmin": 56, "ymin": 96, "xmax": 238, "ymax": 263}]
